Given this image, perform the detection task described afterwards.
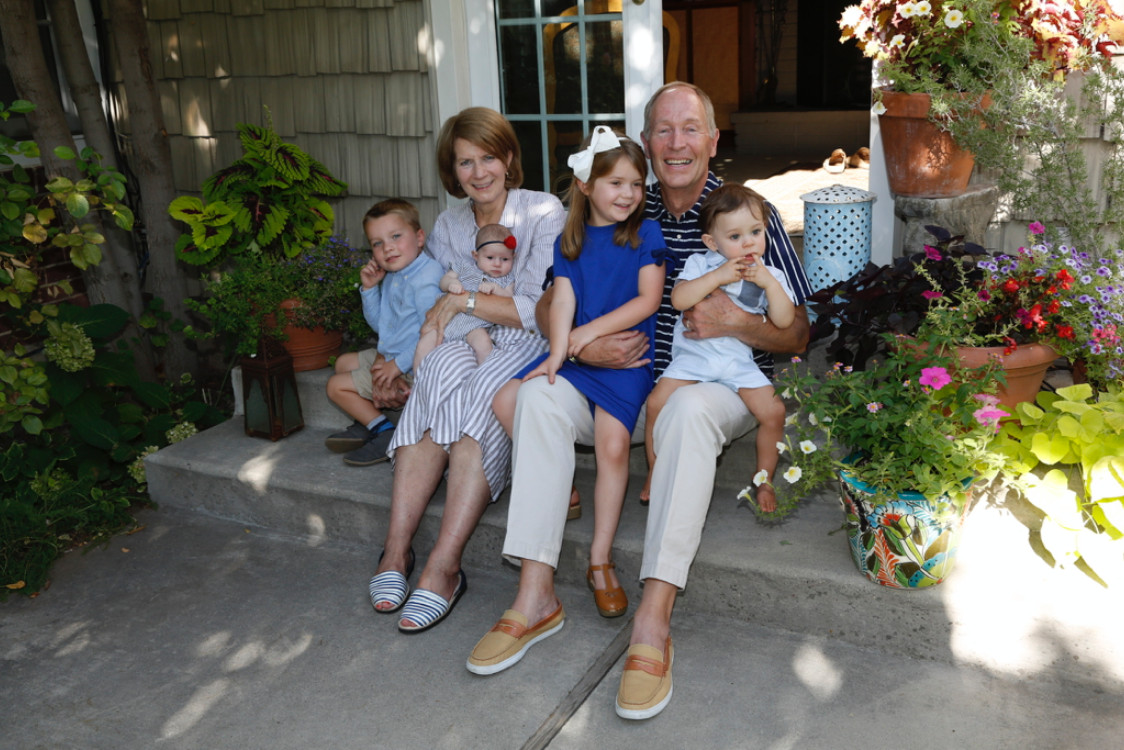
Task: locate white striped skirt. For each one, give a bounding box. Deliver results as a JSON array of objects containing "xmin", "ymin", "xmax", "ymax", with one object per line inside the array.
[{"xmin": 389, "ymin": 325, "xmax": 547, "ymax": 500}]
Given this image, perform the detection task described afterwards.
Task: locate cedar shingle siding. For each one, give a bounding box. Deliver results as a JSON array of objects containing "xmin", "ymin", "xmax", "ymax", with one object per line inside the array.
[{"xmin": 124, "ymin": 0, "xmax": 439, "ymax": 243}]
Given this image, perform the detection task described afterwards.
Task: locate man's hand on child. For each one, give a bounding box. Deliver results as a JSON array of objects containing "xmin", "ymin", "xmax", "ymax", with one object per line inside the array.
[
  {"xmin": 567, "ymin": 324, "xmax": 598, "ymax": 359},
  {"xmin": 571, "ymin": 330, "xmax": 650, "ymax": 369}
]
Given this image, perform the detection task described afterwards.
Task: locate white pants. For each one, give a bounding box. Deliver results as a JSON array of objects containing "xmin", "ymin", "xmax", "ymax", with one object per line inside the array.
[{"xmin": 502, "ymin": 377, "xmax": 756, "ymax": 589}]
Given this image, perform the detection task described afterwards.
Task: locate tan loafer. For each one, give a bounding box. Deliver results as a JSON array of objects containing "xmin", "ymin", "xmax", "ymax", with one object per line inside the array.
[
  {"xmin": 615, "ymin": 638, "xmax": 674, "ymax": 720},
  {"xmin": 466, "ymin": 603, "xmax": 565, "ymax": 676}
]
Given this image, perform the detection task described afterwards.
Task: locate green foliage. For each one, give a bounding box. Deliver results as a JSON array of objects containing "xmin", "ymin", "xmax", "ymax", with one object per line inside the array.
[
  {"xmin": 185, "ymin": 235, "xmax": 369, "ymax": 357},
  {"xmin": 1, "ymin": 100, "xmax": 225, "ymax": 598},
  {"xmin": 1, "ymin": 304, "xmax": 226, "ymax": 599},
  {"xmin": 170, "ymin": 119, "xmax": 347, "ymax": 267},
  {"xmin": 951, "ymin": 65, "xmax": 1124, "ymax": 254},
  {"xmin": 996, "ymin": 383, "xmax": 1124, "ymax": 583},
  {"xmin": 754, "ymin": 344, "xmax": 1007, "ymax": 521}
]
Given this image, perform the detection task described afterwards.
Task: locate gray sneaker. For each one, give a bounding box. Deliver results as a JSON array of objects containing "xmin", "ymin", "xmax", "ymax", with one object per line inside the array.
[
  {"xmin": 325, "ymin": 421, "xmax": 372, "ymax": 453},
  {"xmin": 343, "ymin": 426, "xmax": 395, "ymax": 466}
]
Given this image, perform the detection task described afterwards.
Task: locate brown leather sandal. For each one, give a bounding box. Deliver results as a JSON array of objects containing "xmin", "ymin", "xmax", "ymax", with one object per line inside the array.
[{"xmin": 586, "ymin": 562, "xmax": 628, "ymax": 618}]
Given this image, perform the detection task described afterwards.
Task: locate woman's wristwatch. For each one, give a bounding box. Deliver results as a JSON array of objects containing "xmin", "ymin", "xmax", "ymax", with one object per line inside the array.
[{"xmin": 466, "ymin": 291, "xmax": 477, "ymax": 314}]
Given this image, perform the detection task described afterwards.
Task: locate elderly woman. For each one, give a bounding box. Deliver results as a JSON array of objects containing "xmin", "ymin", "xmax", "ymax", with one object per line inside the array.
[{"xmin": 367, "ymin": 107, "xmax": 565, "ymax": 632}]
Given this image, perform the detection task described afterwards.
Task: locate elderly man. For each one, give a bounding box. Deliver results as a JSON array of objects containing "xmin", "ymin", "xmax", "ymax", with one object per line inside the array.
[{"xmin": 467, "ymin": 83, "xmax": 811, "ymax": 720}]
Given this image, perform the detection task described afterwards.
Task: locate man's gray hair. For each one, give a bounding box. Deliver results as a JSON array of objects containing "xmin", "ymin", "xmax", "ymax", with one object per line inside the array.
[{"xmin": 642, "ymin": 82, "xmax": 718, "ymax": 141}]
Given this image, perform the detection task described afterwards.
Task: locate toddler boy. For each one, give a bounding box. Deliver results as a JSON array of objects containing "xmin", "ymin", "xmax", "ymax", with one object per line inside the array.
[{"xmin": 325, "ymin": 199, "xmax": 444, "ymax": 466}]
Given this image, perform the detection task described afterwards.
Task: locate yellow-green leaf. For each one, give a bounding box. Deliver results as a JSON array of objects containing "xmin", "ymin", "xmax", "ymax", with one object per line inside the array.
[
  {"xmin": 1056, "ymin": 383, "xmax": 1094, "ymax": 402},
  {"xmin": 1030, "ymin": 431, "xmax": 1072, "ymax": 464}
]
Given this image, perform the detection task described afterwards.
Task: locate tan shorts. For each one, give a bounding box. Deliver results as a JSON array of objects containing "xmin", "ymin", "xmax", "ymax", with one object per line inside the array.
[{"xmin": 349, "ymin": 348, "xmax": 414, "ymax": 400}]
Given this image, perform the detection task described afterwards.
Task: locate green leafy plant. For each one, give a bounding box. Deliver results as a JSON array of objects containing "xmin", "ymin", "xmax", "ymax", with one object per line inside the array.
[
  {"xmin": 185, "ymin": 235, "xmax": 369, "ymax": 358},
  {"xmin": 747, "ymin": 344, "xmax": 1007, "ymax": 520},
  {"xmin": 995, "ymin": 383, "xmax": 1124, "ymax": 585},
  {"xmin": 169, "ymin": 120, "xmax": 347, "ymax": 266},
  {"xmin": 917, "ymin": 222, "xmax": 1124, "ymax": 387},
  {"xmin": 2, "ymin": 303, "xmax": 226, "ymax": 598}
]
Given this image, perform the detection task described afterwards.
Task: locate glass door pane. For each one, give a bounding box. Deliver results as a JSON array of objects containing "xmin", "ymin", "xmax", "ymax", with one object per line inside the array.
[{"xmin": 496, "ymin": 0, "xmax": 625, "ymax": 195}]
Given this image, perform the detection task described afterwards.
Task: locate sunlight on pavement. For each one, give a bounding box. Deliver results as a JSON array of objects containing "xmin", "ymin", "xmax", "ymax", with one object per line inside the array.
[
  {"xmin": 792, "ymin": 641, "xmax": 843, "ymax": 700},
  {"xmin": 162, "ymin": 678, "xmax": 229, "ymax": 739}
]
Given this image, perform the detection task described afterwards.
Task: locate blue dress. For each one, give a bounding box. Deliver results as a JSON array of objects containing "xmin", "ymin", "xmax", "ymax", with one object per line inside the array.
[{"xmin": 516, "ymin": 220, "xmax": 666, "ymax": 430}]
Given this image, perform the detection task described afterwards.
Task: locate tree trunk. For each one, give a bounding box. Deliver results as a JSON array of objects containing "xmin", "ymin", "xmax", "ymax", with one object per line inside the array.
[
  {"xmin": 46, "ymin": 0, "xmax": 118, "ymax": 169},
  {"xmin": 0, "ymin": 0, "xmax": 156, "ymax": 379},
  {"xmin": 106, "ymin": 0, "xmax": 196, "ymax": 379}
]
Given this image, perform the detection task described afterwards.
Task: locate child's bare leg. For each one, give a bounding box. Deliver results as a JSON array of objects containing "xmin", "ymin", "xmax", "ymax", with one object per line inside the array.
[
  {"xmin": 491, "ymin": 379, "xmax": 521, "ymax": 438},
  {"xmin": 738, "ymin": 385, "xmax": 787, "ymax": 513},
  {"xmin": 465, "ymin": 328, "xmax": 494, "ymax": 365},
  {"xmin": 590, "ymin": 407, "xmax": 630, "ymax": 587},
  {"xmin": 326, "ymin": 372, "xmax": 383, "ymax": 425},
  {"xmin": 641, "ymin": 378, "xmax": 695, "ymax": 503},
  {"xmin": 334, "ymin": 351, "xmax": 359, "ymax": 374},
  {"xmin": 413, "ymin": 330, "xmax": 438, "ymax": 374}
]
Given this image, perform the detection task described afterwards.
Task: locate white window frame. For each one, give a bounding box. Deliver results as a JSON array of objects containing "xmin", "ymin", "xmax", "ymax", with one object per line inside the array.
[{"xmin": 425, "ymin": 0, "xmax": 665, "ymax": 205}]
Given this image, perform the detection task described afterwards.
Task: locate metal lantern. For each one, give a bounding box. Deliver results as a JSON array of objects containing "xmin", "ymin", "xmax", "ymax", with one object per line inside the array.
[
  {"xmin": 799, "ymin": 184, "xmax": 877, "ymax": 294},
  {"xmin": 240, "ymin": 341, "xmax": 304, "ymax": 441}
]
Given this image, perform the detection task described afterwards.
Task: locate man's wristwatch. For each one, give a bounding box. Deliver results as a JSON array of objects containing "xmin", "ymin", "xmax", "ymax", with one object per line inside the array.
[{"xmin": 466, "ymin": 291, "xmax": 477, "ymax": 314}]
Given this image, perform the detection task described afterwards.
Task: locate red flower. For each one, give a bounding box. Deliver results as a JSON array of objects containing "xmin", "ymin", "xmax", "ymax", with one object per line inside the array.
[
  {"xmin": 1002, "ymin": 279, "xmax": 1021, "ymax": 294},
  {"xmin": 1056, "ymin": 324, "xmax": 1075, "ymax": 340},
  {"xmin": 504, "ymin": 235, "xmax": 518, "ymax": 250},
  {"xmin": 1055, "ymin": 269, "xmax": 1074, "ymax": 290}
]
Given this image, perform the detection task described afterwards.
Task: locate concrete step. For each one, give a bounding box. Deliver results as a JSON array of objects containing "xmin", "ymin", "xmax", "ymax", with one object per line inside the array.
[{"xmin": 146, "ymin": 398, "xmax": 1124, "ymax": 692}]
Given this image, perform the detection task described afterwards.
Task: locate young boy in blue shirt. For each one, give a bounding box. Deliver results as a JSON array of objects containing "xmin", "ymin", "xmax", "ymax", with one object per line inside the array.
[{"xmin": 325, "ymin": 199, "xmax": 444, "ymax": 466}]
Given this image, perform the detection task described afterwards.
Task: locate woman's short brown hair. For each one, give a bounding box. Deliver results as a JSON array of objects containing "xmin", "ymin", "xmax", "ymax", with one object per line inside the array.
[{"xmin": 435, "ymin": 107, "xmax": 524, "ymax": 199}]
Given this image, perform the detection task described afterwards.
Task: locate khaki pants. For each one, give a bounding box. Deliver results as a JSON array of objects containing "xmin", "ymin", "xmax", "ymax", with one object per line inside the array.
[{"xmin": 503, "ymin": 377, "xmax": 756, "ymax": 589}]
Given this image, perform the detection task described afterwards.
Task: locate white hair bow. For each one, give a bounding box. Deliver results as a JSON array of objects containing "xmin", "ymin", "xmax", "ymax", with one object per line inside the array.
[{"xmin": 567, "ymin": 126, "xmax": 622, "ymax": 183}]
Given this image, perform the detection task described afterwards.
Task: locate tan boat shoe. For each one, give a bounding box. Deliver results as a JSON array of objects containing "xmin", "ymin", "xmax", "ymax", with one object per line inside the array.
[
  {"xmin": 466, "ymin": 603, "xmax": 565, "ymax": 676},
  {"xmin": 615, "ymin": 638, "xmax": 674, "ymax": 720}
]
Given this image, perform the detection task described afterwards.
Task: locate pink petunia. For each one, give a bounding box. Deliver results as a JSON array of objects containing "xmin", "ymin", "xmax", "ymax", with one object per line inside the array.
[
  {"xmin": 919, "ymin": 366, "xmax": 952, "ymax": 390},
  {"xmin": 1028, "ymin": 221, "xmax": 1046, "ymax": 235},
  {"xmin": 924, "ymin": 245, "xmax": 942, "ymax": 261},
  {"xmin": 922, "ymin": 290, "xmax": 943, "ymax": 300},
  {"xmin": 974, "ymin": 406, "xmax": 1010, "ymax": 432}
]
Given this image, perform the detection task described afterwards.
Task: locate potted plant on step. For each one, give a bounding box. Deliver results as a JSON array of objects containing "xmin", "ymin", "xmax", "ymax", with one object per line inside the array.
[
  {"xmin": 748, "ymin": 344, "xmax": 1008, "ymax": 588},
  {"xmin": 170, "ymin": 119, "xmax": 354, "ymax": 368},
  {"xmin": 185, "ymin": 235, "xmax": 369, "ymax": 368},
  {"xmin": 811, "ymin": 222, "xmax": 1124, "ymax": 407},
  {"xmin": 838, "ymin": 0, "xmax": 1123, "ymax": 197}
]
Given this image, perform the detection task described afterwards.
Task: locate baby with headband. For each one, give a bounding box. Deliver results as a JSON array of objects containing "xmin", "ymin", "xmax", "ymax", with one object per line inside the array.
[{"xmin": 413, "ymin": 223, "xmax": 517, "ymax": 370}]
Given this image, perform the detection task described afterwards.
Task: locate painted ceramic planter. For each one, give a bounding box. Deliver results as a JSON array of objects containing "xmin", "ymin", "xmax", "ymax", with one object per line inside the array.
[{"xmin": 838, "ymin": 471, "xmax": 968, "ymax": 589}]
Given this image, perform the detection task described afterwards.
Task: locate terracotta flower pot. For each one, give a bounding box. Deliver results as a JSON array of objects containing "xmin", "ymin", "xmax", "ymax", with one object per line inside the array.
[
  {"xmin": 278, "ymin": 298, "xmax": 343, "ymax": 372},
  {"xmin": 954, "ymin": 342, "xmax": 1057, "ymax": 413},
  {"xmin": 878, "ymin": 89, "xmax": 986, "ymax": 198}
]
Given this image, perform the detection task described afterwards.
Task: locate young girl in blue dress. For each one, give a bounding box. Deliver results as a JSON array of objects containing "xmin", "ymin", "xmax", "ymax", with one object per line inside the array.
[{"xmin": 492, "ymin": 127, "xmax": 666, "ymax": 619}]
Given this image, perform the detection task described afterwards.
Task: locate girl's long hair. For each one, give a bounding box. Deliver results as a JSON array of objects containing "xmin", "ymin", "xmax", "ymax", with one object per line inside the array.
[{"xmin": 560, "ymin": 133, "xmax": 648, "ymax": 260}]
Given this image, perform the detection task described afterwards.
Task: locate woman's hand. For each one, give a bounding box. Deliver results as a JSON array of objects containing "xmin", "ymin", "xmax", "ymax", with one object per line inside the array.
[{"xmin": 419, "ymin": 292, "xmax": 465, "ymax": 346}]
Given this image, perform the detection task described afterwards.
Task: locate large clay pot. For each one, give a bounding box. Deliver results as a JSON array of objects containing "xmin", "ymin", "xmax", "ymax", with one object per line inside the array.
[
  {"xmin": 278, "ymin": 298, "xmax": 343, "ymax": 372},
  {"xmin": 839, "ymin": 471, "xmax": 969, "ymax": 589},
  {"xmin": 955, "ymin": 342, "xmax": 1057, "ymax": 413},
  {"xmin": 878, "ymin": 89, "xmax": 983, "ymax": 198}
]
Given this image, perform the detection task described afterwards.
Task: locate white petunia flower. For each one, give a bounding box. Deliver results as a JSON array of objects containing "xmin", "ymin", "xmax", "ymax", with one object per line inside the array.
[
  {"xmin": 753, "ymin": 469, "xmax": 769, "ymax": 487},
  {"xmin": 944, "ymin": 8, "xmax": 964, "ymax": 27},
  {"xmin": 799, "ymin": 440, "xmax": 818, "ymax": 454},
  {"xmin": 809, "ymin": 413, "xmax": 819, "ymax": 426},
  {"xmin": 872, "ymin": 101, "xmax": 887, "ymax": 116},
  {"xmin": 900, "ymin": 1, "xmax": 918, "ymax": 17},
  {"xmin": 889, "ymin": 34, "xmax": 906, "ymax": 49},
  {"xmin": 915, "ymin": 0, "xmax": 932, "ymax": 15},
  {"xmin": 783, "ymin": 466, "xmax": 803, "ymax": 483},
  {"xmin": 776, "ymin": 441, "xmax": 787, "ymax": 454}
]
